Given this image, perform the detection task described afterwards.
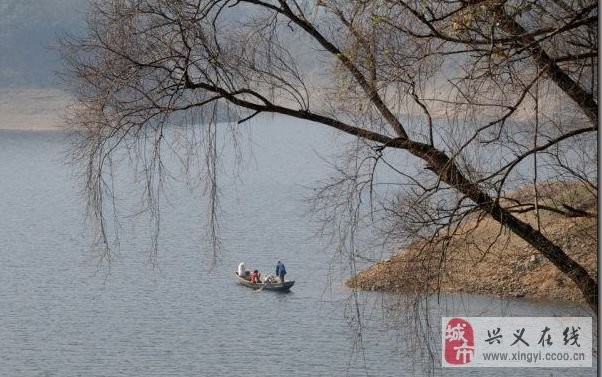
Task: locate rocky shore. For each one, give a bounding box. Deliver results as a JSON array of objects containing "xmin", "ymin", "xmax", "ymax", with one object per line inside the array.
[{"xmin": 347, "ymin": 182, "xmax": 597, "ymax": 305}]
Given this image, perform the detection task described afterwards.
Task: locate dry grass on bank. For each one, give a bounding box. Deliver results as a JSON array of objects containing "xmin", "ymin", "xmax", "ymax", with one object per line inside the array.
[{"xmin": 347, "ymin": 181, "xmax": 597, "ymax": 304}]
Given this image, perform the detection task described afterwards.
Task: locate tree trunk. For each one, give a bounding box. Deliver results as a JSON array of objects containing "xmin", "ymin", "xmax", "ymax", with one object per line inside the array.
[
  {"xmin": 402, "ymin": 140, "xmax": 598, "ymax": 313},
  {"xmin": 493, "ymin": 6, "xmax": 598, "ymax": 125},
  {"xmin": 486, "ymin": 204, "xmax": 598, "ymax": 313}
]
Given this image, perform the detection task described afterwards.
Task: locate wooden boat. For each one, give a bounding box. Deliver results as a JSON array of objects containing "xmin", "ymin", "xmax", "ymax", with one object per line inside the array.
[{"xmin": 235, "ymin": 272, "xmax": 294, "ymax": 291}]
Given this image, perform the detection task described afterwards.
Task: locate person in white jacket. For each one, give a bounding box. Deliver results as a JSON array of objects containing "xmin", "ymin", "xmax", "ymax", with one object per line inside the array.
[{"xmin": 237, "ymin": 262, "xmax": 247, "ymax": 277}]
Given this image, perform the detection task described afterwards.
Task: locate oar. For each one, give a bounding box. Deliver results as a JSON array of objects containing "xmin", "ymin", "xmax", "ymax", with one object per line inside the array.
[
  {"xmin": 256, "ymin": 278, "xmax": 273, "ymax": 292},
  {"xmin": 255, "ymin": 275, "xmax": 275, "ymax": 292},
  {"xmin": 255, "ymin": 273, "xmax": 271, "ymax": 292},
  {"xmin": 255, "ymin": 281, "xmax": 269, "ymax": 292}
]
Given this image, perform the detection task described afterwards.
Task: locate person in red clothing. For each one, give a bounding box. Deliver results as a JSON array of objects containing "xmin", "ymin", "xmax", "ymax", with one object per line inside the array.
[{"xmin": 250, "ymin": 270, "xmax": 261, "ymax": 284}]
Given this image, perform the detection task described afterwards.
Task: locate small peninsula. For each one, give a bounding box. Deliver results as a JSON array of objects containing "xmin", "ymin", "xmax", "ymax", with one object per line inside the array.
[{"xmin": 347, "ymin": 181, "xmax": 597, "ymax": 305}]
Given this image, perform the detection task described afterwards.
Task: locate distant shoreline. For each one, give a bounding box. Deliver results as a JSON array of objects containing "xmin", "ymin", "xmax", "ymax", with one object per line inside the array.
[
  {"xmin": 0, "ymin": 125, "xmax": 67, "ymax": 132},
  {"xmin": 0, "ymin": 88, "xmax": 70, "ymax": 132}
]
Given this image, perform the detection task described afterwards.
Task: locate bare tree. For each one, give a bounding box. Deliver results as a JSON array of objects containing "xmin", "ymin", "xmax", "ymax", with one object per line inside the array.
[{"xmin": 62, "ymin": 0, "xmax": 597, "ymax": 311}]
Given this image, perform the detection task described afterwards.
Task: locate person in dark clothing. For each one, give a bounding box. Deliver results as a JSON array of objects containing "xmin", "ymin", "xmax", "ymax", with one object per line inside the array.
[{"xmin": 275, "ymin": 261, "xmax": 286, "ymax": 283}]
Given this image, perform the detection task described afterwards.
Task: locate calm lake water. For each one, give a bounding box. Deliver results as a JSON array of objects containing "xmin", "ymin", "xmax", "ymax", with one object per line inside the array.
[{"xmin": 0, "ymin": 117, "xmax": 596, "ymax": 376}]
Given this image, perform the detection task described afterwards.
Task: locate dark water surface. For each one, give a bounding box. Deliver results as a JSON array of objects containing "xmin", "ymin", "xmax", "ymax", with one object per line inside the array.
[{"xmin": 0, "ymin": 120, "xmax": 596, "ymax": 376}]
